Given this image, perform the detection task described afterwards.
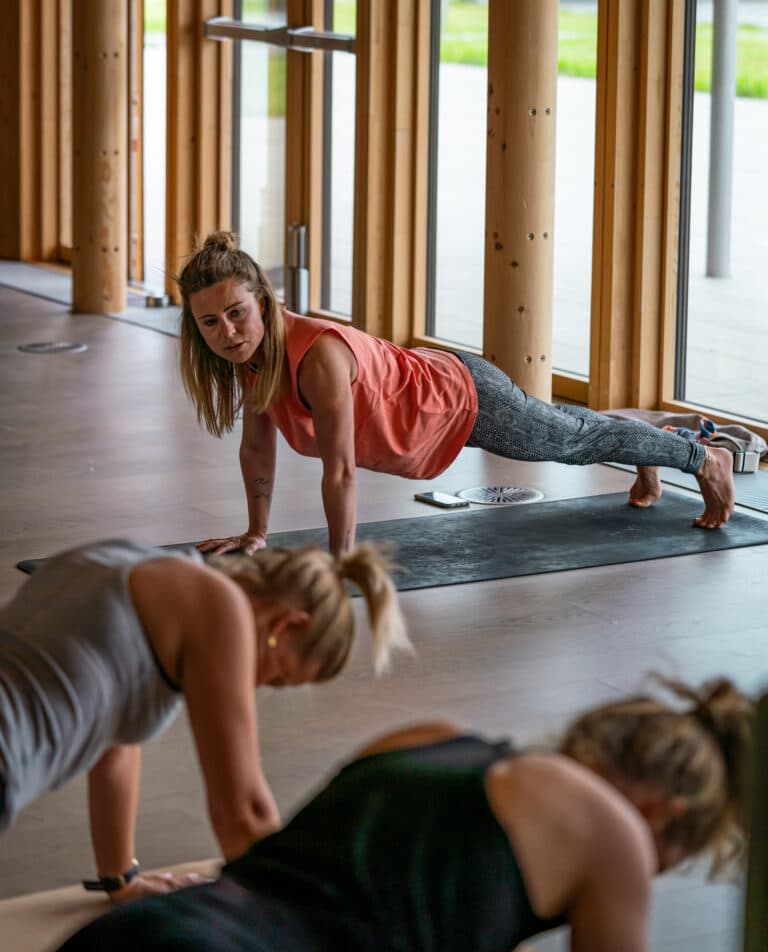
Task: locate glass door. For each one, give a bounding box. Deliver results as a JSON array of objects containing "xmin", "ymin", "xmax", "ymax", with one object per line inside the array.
[
  {"xmin": 232, "ymin": 1, "xmax": 289, "ymax": 297},
  {"xmin": 207, "ymin": 2, "xmax": 356, "ymax": 316},
  {"xmin": 676, "ymin": 0, "xmax": 768, "ymax": 423}
]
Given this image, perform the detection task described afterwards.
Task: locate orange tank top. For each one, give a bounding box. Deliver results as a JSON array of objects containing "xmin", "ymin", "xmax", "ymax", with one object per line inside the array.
[{"xmin": 259, "ymin": 312, "xmax": 478, "ymax": 480}]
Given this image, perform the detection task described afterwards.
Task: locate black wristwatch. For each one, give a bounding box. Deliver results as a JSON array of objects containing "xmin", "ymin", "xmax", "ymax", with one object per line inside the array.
[{"xmin": 82, "ymin": 859, "xmax": 140, "ymax": 893}]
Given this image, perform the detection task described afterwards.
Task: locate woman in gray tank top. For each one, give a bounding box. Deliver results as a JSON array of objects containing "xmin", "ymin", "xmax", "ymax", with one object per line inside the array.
[{"xmin": 0, "ymin": 537, "xmax": 409, "ymax": 903}]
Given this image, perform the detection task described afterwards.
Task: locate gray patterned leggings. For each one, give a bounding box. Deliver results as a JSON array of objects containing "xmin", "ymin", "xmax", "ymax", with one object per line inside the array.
[{"xmin": 454, "ymin": 352, "xmax": 705, "ymax": 474}]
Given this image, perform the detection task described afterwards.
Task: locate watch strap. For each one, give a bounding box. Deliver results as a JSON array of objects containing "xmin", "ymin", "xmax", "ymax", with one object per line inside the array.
[{"xmin": 82, "ymin": 859, "xmax": 140, "ymax": 893}]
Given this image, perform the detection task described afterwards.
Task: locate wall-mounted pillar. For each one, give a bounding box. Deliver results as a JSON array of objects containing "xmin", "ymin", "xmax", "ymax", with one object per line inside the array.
[
  {"xmin": 72, "ymin": 0, "xmax": 127, "ymax": 313},
  {"xmin": 483, "ymin": 0, "xmax": 558, "ymax": 401},
  {"xmin": 352, "ymin": 0, "xmax": 423, "ymax": 345}
]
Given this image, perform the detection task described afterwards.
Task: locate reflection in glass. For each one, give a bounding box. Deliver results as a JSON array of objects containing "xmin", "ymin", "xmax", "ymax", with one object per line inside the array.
[{"xmin": 681, "ymin": 0, "xmax": 768, "ymax": 422}]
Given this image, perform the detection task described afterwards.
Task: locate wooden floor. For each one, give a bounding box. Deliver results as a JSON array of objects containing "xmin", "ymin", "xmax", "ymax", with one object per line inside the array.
[{"xmin": 1, "ymin": 284, "xmax": 765, "ymax": 950}]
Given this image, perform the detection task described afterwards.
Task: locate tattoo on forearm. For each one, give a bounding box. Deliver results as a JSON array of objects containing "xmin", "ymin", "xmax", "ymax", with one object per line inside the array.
[{"xmin": 247, "ymin": 476, "xmax": 272, "ymax": 501}]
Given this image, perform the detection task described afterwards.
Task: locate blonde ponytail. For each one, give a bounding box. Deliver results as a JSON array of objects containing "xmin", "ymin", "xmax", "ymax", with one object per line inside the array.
[
  {"xmin": 663, "ymin": 676, "xmax": 753, "ymax": 846},
  {"xmin": 560, "ymin": 675, "xmax": 754, "ymax": 876},
  {"xmin": 336, "ymin": 543, "xmax": 412, "ymax": 674},
  {"xmin": 208, "ymin": 543, "xmax": 411, "ymax": 679}
]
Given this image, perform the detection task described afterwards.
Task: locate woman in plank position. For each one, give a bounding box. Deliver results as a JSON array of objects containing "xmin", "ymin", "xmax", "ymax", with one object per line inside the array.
[
  {"xmin": 58, "ymin": 675, "xmax": 752, "ymax": 951},
  {"xmin": 177, "ymin": 231, "xmax": 734, "ymax": 557},
  {"xmin": 0, "ymin": 537, "xmax": 407, "ymax": 902}
]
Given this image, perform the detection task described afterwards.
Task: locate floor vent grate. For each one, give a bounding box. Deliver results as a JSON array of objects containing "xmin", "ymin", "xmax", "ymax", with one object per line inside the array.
[{"xmin": 457, "ymin": 485, "xmax": 544, "ymax": 506}]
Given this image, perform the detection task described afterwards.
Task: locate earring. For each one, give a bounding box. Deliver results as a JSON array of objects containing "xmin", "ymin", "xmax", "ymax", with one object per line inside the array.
[{"xmin": 267, "ymin": 635, "xmax": 277, "ymax": 649}]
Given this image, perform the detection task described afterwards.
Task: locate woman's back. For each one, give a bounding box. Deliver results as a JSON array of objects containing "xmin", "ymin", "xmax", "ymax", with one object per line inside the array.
[
  {"xmin": 0, "ymin": 539, "xmax": 191, "ymax": 831},
  {"xmin": 224, "ymin": 733, "xmax": 566, "ymax": 951}
]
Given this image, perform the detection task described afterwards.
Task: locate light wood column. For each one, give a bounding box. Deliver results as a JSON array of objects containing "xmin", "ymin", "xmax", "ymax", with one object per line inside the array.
[
  {"xmin": 588, "ymin": 1, "xmax": 679, "ymax": 411},
  {"xmin": 588, "ymin": 2, "xmax": 641, "ymax": 409},
  {"xmin": 71, "ymin": 0, "xmax": 128, "ymax": 313},
  {"xmin": 352, "ymin": 0, "xmax": 423, "ymax": 345},
  {"xmin": 483, "ymin": 0, "xmax": 558, "ymax": 401}
]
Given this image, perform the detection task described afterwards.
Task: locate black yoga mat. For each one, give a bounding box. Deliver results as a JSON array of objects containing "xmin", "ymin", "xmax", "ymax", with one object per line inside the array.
[{"xmin": 15, "ymin": 491, "xmax": 768, "ymax": 590}]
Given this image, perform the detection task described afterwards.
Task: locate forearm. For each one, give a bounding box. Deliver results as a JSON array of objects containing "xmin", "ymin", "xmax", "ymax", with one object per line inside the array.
[
  {"xmin": 240, "ymin": 447, "xmax": 275, "ymax": 537},
  {"xmin": 321, "ymin": 469, "xmax": 357, "ymax": 556},
  {"xmin": 87, "ymin": 745, "xmax": 141, "ymax": 877}
]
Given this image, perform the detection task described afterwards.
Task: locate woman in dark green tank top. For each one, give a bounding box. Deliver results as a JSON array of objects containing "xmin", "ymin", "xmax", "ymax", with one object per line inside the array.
[{"xmin": 58, "ymin": 676, "xmax": 752, "ymax": 952}]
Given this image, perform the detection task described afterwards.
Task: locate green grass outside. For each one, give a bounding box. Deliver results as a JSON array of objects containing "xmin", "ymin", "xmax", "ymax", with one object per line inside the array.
[
  {"xmin": 144, "ymin": 0, "xmax": 165, "ymax": 35},
  {"xmin": 437, "ymin": 3, "xmax": 768, "ymax": 99},
  {"xmin": 557, "ymin": 10, "xmax": 599, "ymax": 79},
  {"xmin": 695, "ymin": 23, "xmax": 768, "ymax": 98},
  {"xmin": 144, "ymin": 2, "xmax": 768, "ymax": 102}
]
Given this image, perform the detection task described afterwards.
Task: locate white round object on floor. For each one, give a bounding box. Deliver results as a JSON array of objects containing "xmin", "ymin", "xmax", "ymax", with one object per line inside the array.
[{"xmin": 457, "ymin": 485, "xmax": 544, "ymax": 506}]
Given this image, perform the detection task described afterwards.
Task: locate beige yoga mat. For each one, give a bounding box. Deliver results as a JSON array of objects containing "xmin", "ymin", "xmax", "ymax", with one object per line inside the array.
[{"xmin": 0, "ymin": 858, "xmax": 220, "ymax": 952}]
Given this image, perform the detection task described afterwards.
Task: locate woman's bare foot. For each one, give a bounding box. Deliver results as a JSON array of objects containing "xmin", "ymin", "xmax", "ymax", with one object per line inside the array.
[
  {"xmin": 693, "ymin": 446, "xmax": 735, "ymax": 528},
  {"xmin": 628, "ymin": 465, "xmax": 663, "ymax": 508}
]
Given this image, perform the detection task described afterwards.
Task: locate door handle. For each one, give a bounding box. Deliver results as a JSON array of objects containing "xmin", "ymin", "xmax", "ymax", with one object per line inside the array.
[{"xmin": 204, "ymin": 17, "xmax": 355, "ymax": 55}]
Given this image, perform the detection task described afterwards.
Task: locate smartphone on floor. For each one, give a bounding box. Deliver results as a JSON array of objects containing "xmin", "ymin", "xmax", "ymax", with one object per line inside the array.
[{"xmin": 414, "ymin": 491, "xmax": 470, "ymax": 509}]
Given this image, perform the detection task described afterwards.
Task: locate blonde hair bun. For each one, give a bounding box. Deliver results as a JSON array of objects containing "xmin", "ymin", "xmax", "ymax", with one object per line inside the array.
[{"xmin": 202, "ymin": 230, "xmax": 239, "ymax": 253}]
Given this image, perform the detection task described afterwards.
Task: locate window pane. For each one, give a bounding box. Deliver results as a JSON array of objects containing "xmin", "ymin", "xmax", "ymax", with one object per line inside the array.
[
  {"xmin": 680, "ymin": 0, "xmax": 768, "ymax": 422},
  {"xmin": 552, "ymin": 2, "xmax": 597, "ymax": 378},
  {"xmin": 322, "ymin": 1, "xmax": 356, "ymax": 315},
  {"xmin": 240, "ymin": 1, "xmax": 287, "ymax": 26},
  {"xmin": 142, "ymin": 0, "xmax": 167, "ymax": 290},
  {"xmin": 429, "ymin": 0, "xmax": 488, "ymax": 349},
  {"xmin": 236, "ymin": 1, "xmax": 288, "ymax": 297}
]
